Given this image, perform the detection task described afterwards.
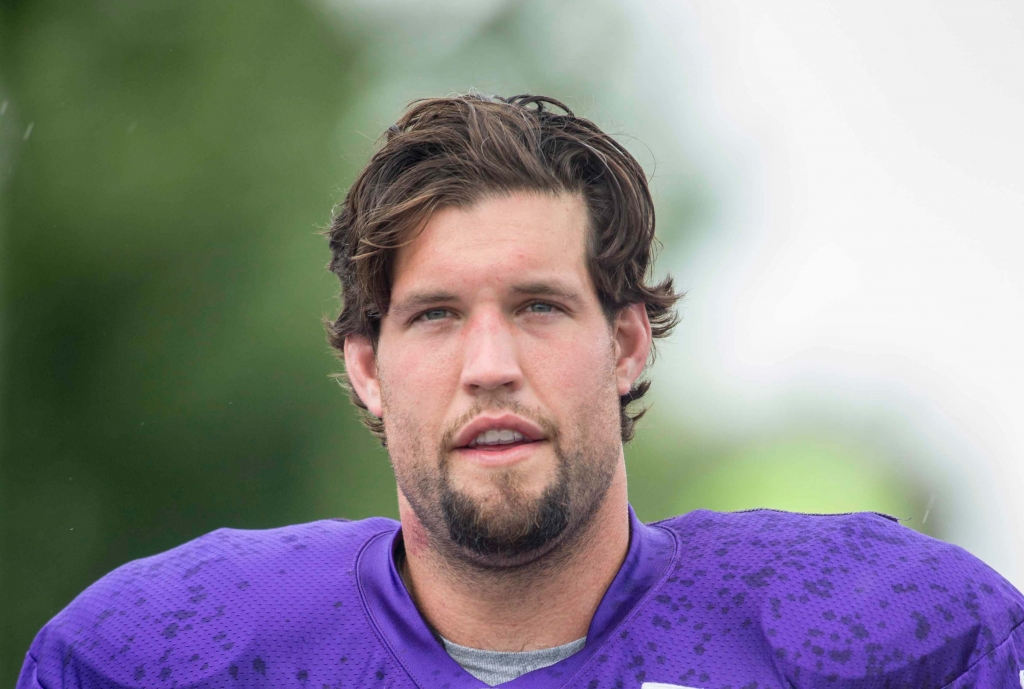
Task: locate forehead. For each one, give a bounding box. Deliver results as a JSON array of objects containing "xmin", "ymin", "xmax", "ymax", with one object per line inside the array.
[{"xmin": 390, "ymin": 191, "xmax": 593, "ymax": 298}]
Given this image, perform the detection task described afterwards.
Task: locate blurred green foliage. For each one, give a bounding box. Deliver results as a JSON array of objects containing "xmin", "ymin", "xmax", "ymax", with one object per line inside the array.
[
  {"xmin": 0, "ymin": 0, "xmax": 387, "ymax": 680},
  {"xmin": 0, "ymin": 1, "xmax": 926, "ymax": 684},
  {"xmin": 627, "ymin": 415, "xmax": 924, "ymax": 525}
]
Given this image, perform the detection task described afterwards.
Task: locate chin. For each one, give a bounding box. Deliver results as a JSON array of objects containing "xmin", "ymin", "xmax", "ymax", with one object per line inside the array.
[{"xmin": 440, "ymin": 471, "xmax": 574, "ymax": 565}]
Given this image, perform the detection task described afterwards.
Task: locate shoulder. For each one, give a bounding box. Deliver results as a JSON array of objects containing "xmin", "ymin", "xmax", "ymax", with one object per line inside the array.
[
  {"xmin": 656, "ymin": 508, "xmax": 1022, "ymax": 608},
  {"xmin": 19, "ymin": 517, "xmax": 399, "ymax": 689},
  {"xmin": 647, "ymin": 509, "xmax": 1024, "ymax": 686}
]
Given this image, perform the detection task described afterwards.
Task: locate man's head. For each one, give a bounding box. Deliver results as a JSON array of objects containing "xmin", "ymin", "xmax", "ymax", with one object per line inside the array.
[{"xmin": 327, "ymin": 94, "xmax": 680, "ymax": 567}]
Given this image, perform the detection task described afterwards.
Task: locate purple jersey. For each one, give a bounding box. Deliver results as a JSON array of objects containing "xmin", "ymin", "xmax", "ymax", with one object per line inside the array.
[{"xmin": 18, "ymin": 508, "xmax": 1024, "ymax": 688}]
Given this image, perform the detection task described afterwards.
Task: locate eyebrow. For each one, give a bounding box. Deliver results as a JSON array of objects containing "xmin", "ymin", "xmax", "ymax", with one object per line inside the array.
[
  {"xmin": 389, "ymin": 281, "xmax": 585, "ymax": 319},
  {"xmin": 509, "ymin": 281, "xmax": 585, "ymax": 306},
  {"xmin": 389, "ymin": 291, "xmax": 460, "ymax": 318}
]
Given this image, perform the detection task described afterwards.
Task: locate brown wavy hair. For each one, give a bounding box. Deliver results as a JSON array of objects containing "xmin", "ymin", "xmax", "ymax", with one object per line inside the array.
[{"xmin": 325, "ymin": 93, "xmax": 681, "ymax": 444}]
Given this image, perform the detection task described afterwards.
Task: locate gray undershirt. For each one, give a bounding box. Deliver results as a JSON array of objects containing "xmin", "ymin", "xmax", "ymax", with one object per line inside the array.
[{"xmin": 441, "ymin": 636, "xmax": 587, "ymax": 687}]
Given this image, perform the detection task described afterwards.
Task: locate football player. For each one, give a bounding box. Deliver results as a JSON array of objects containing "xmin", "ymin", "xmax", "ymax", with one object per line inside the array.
[{"xmin": 19, "ymin": 94, "xmax": 1024, "ymax": 688}]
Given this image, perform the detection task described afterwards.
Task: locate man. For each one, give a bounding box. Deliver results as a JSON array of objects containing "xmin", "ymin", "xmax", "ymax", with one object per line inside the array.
[{"xmin": 19, "ymin": 94, "xmax": 1024, "ymax": 688}]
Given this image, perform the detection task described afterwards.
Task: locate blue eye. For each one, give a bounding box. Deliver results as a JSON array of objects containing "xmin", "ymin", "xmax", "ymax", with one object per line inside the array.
[
  {"xmin": 526, "ymin": 302, "xmax": 555, "ymax": 314},
  {"xmin": 420, "ymin": 308, "xmax": 450, "ymax": 321}
]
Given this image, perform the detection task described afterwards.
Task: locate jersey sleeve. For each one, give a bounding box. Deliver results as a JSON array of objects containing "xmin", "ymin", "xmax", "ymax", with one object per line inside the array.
[
  {"xmin": 15, "ymin": 651, "xmax": 42, "ymax": 689},
  {"xmin": 946, "ymin": 620, "xmax": 1024, "ymax": 688},
  {"xmin": 652, "ymin": 509, "xmax": 1024, "ymax": 688},
  {"xmin": 13, "ymin": 518, "xmax": 399, "ymax": 689}
]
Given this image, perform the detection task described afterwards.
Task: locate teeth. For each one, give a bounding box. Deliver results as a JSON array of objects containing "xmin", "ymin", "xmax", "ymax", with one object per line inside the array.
[{"xmin": 468, "ymin": 429, "xmax": 527, "ymax": 447}]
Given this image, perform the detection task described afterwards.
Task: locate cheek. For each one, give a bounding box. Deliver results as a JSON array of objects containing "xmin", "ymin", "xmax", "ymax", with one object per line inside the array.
[
  {"xmin": 378, "ymin": 342, "xmax": 460, "ymax": 444},
  {"xmin": 523, "ymin": 330, "xmax": 618, "ymax": 410},
  {"xmin": 380, "ymin": 335, "xmax": 457, "ymax": 398}
]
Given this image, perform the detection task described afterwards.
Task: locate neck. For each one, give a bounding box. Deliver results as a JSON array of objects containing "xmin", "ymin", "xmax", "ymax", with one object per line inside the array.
[{"xmin": 397, "ymin": 460, "xmax": 630, "ymax": 652}]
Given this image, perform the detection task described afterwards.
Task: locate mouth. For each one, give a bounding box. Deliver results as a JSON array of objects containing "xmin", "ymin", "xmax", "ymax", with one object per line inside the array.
[
  {"xmin": 450, "ymin": 413, "xmax": 548, "ymax": 466},
  {"xmin": 466, "ymin": 428, "xmax": 534, "ymax": 449}
]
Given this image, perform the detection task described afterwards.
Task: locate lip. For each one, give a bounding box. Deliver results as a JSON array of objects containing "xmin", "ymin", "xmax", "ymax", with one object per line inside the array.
[
  {"xmin": 452, "ymin": 441, "xmax": 546, "ymax": 468},
  {"xmin": 450, "ymin": 413, "xmax": 548, "ymax": 450}
]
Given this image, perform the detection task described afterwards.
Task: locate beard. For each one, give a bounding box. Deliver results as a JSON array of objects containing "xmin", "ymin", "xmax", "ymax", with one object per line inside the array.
[
  {"xmin": 388, "ymin": 395, "xmax": 620, "ymax": 568},
  {"xmin": 439, "ymin": 456, "xmax": 571, "ymax": 559}
]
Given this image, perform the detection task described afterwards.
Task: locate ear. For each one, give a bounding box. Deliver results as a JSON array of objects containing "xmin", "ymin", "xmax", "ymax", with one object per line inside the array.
[
  {"xmin": 613, "ymin": 303, "xmax": 653, "ymax": 396},
  {"xmin": 343, "ymin": 335, "xmax": 383, "ymax": 418}
]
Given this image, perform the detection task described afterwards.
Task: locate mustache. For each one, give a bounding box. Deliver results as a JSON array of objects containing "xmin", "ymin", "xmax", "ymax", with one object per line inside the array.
[{"xmin": 440, "ymin": 399, "xmax": 560, "ymax": 453}]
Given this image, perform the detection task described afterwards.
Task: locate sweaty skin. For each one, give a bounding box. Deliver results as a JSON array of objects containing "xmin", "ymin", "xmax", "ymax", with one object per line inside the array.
[{"xmin": 344, "ymin": 191, "xmax": 652, "ymax": 651}]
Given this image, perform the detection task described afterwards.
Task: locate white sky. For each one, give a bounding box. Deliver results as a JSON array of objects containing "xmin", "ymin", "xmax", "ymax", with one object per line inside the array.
[{"xmin": 636, "ymin": 1, "xmax": 1024, "ymax": 586}]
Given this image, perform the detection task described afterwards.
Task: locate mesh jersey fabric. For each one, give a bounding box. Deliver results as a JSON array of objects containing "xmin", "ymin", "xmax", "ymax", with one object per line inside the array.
[{"xmin": 17, "ymin": 507, "xmax": 1024, "ymax": 688}]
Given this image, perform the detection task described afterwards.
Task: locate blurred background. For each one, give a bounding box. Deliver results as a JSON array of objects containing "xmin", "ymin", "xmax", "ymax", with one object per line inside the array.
[{"xmin": 2, "ymin": 0, "xmax": 1022, "ymax": 683}]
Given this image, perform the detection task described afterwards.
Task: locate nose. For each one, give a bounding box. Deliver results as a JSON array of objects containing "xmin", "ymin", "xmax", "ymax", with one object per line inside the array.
[{"xmin": 459, "ymin": 307, "xmax": 523, "ymax": 394}]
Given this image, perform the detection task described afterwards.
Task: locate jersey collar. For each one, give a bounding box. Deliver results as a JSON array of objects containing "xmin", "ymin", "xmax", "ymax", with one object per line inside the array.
[{"xmin": 356, "ymin": 505, "xmax": 677, "ymax": 688}]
